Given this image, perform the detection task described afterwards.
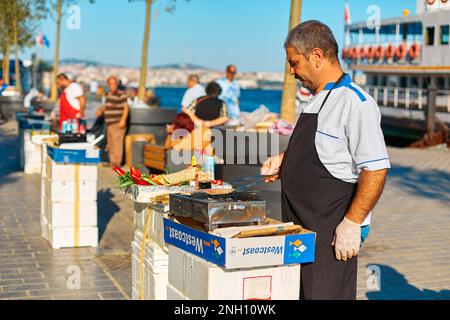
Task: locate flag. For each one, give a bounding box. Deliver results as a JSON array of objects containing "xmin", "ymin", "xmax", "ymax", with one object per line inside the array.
[
  {"xmin": 344, "ymin": 1, "xmax": 351, "ymax": 26},
  {"xmin": 36, "ymin": 34, "xmax": 50, "ymax": 48},
  {"xmin": 344, "ymin": 1, "xmax": 351, "ymax": 47}
]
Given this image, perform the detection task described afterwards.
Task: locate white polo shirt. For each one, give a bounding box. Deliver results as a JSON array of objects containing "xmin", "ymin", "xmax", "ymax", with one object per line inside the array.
[
  {"xmin": 299, "ymin": 74, "xmax": 390, "ymax": 226},
  {"xmin": 181, "ymin": 84, "xmax": 206, "ymax": 108},
  {"xmin": 64, "ymin": 82, "xmax": 84, "ymax": 111}
]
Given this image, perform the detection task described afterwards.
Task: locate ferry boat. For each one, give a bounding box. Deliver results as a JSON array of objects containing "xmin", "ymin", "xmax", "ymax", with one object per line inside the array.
[{"xmin": 343, "ymin": 0, "xmax": 450, "ymax": 144}]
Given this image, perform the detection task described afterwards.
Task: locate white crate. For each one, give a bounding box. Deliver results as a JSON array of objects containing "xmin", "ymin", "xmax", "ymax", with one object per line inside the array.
[
  {"xmin": 45, "ymin": 179, "xmax": 97, "ymax": 202},
  {"xmin": 133, "ymin": 205, "xmax": 167, "ymax": 248},
  {"xmin": 42, "ymin": 198, "xmax": 97, "ymax": 227},
  {"xmin": 40, "ymin": 178, "xmax": 46, "ymax": 219},
  {"xmin": 168, "ymin": 246, "xmax": 300, "ymax": 300},
  {"xmin": 131, "ymin": 241, "xmax": 168, "ymax": 300},
  {"xmin": 46, "ymin": 158, "xmax": 98, "ymax": 181},
  {"xmin": 40, "ymin": 216, "xmax": 48, "ymax": 240},
  {"xmin": 167, "ymin": 284, "xmax": 189, "ymax": 300},
  {"xmin": 25, "ymin": 163, "xmax": 41, "ymax": 175},
  {"xmin": 44, "ymin": 225, "xmax": 98, "ymax": 249},
  {"xmin": 131, "ymin": 287, "xmax": 139, "ymax": 300}
]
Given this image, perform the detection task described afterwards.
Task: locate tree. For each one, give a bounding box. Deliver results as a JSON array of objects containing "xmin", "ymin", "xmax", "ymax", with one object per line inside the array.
[
  {"xmin": 0, "ymin": 2, "xmax": 13, "ymax": 85},
  {"xmin": 0, "ymin": 0, "xmax": 47, "ymax": 90},
  {"xmin": 280, "ymin": 0, "xmax": 302, "ymax": 124},
  {"xmin": 138, "ymin": 0, "xmax": 152, "ymax": 102},
  {"xmin": 49, "ymin": 0, "xmax": 94, "ymax": 101},
  {"xmin": 50, "ymin": 0, "xmax": 62, "ymax": 101},
  {"xmin": 130, "ymin": 0, "xmax": 189, "ymax": 102}
]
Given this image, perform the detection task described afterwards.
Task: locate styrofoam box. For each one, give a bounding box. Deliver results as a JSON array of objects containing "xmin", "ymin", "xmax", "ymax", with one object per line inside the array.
[
  {"xmin": 43, "ymin": 198, "xmax": 97, "ymax": 227},
  {"xmin": 131, "ymin": 287, "xmax": 139, "ymax": 300},
  {"xmin": 131, "ymin": 239, "xmax": 168, "ymax": 270},
  {"xmin": 25, "ymin": 162, "xmax": 41, "ymax": 175},
  {"xmin": 46, "ymin": 179, "xmax": 97, "ymax": 202},
  {"xmin": 144, "ymin": 265, "xmax": 168, "ymax": 300},
  {"xmin": 46, "ymin": 158, "xmax": 98, "ymax": 181},
  {"xmin": 40, "ymin": 178, "xmax": 46, "ymax": 219},
  {"xmin": 41, "ymin": 143, "xmax": 49, "ymax": 178},
  {"xmin": 131, "ymin": 251, "xmax": 168, "ymax": 300},
  {"xmin": 168, "ymin": 246, "xmax": 301, "ymax": 300},
  {"xmin": 133, "ymin": 203, "xmax": 167, "ymax": 248},
  {"xmin": 167, "ymin": 284, "xmax": 189, "ymax": 300},
  {"xmin": 134, "ymin": 230, "xmax": 169, "ymax": 259},
  {"xmin": 44, "ymin": 225, "xmax": 98, "ymax": 249},
  {"xmin": 40, "ymin": 216, "xmax": 48, "ymax": 240}
]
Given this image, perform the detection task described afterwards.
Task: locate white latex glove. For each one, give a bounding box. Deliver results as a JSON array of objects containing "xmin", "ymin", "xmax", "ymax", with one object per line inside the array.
[
  {"xmin": 332, "ymin": 217, "xmax": 361, "ymax": 261},
  {"xmin": 261, "ymin": 153, "xmax": 284, "ymax": 176}
]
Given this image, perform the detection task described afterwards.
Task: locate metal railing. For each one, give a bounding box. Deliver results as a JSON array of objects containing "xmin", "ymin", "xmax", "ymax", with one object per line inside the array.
[{"xmin": 364, "ymin": 86, "xmax": 450, "ymax": 113}]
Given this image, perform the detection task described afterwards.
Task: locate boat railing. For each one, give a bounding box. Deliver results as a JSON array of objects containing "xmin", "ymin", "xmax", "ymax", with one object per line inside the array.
[{"xmin": 364, "ymin": 85, "xmax": 450, "ymax": 113}]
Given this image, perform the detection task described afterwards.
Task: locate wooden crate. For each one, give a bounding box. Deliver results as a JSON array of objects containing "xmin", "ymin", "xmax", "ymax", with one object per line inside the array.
[{"xmin": 144, "ymin": 144, "xmax": 166, "ymax": 171}]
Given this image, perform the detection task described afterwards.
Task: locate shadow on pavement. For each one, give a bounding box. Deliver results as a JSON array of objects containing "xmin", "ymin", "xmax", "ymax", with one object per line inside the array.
[
  {"xmin": 388, "ymin": 166, "xmax": 450, "ymax": 204},
  {"xmin": 97, "ymin": 188, "xmax": 121, "ymax": 240},
  {"xmin": 366, "ymin": 264, "xmax": 450, "ymax": 300}
]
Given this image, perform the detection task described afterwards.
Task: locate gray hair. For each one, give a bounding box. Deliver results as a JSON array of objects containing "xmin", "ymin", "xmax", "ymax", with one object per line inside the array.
[
  {"xmin": 284, "ymin": 20, "xmax": 339, "ymax": 61},
  {"xmin": 188, "ymin": 74, "xmax": 200, "ymax": 83}
]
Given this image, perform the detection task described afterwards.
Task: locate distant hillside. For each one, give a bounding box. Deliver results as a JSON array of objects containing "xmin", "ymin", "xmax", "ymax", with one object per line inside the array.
[{"xmin": 54, "ymin": 59, "xmax": 213, "ymax": 70}]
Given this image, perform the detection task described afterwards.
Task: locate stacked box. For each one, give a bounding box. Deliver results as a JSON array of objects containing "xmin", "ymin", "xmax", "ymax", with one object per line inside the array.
[
  {"xmin": 131, "ymin": 203, "xmax": 169, "ymax": 300},
  {"xmin": 167, "ymin": 246, "xmax": 301, "ymax": 300},
  {"xmin": 23, "ymin": 131, "xmax": 57, "ymax": 175},
  {"xmin": 40, "ymin": 156, "xmax": 98, "ymax": 249}
]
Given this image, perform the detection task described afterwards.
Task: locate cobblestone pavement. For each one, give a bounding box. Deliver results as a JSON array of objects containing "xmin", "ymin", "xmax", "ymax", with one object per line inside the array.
[
  {"xmin": 356, "ymin": 146, "xmax": 450, "ymax": 300},
  {"xmin": 1, "ymin": 121, "xmax": 449, "ymax": 300},
  {"xmin": 0, "ymin": 123, "xmax": 128, "ymax": 300}
]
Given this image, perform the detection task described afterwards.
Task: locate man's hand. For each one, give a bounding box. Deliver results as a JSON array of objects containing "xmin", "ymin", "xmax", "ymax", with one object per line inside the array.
[
  {"xmin": 166, "ymin": 124, "xmax": 174, "ymax": 134},
  {"xmin": 119, "ymin": 119, "xmax": 127, "ymax": 129},
  {"xmin": 261, "ymin": 153, "xmax": 284, "ymax": 182},
  {"xmin": 332, "ymin": 217, "xmax": 361, "ymax": 261}
]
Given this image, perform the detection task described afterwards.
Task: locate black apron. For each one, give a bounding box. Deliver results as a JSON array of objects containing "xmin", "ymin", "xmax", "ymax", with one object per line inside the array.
[{"xmin": 281, "ymin": 74, "xmax": 358, "ymax": 300}]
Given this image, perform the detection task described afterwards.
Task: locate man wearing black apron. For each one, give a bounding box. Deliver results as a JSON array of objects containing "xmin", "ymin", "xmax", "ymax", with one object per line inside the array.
[{"xmin": 262, "ymin": 21, "xmax": 390, "ymax": 300}]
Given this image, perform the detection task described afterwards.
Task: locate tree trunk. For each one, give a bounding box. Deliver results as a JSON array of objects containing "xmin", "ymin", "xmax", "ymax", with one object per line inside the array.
[
  {"xmin": 50, "ymin": 0, "xmax": 62, "ymax": 101},
  {"xmin": 12, "ymin": 0, "xmax": 21, "ymax": 92},
  {"xmin": 138, "ymin": 0, "xmax": 152, "ymax": 102},
  {"xmin": 2, "ymin": 43, "xmax": 11, "ymax": 85},
  {"xmin": 280, "ymin": 0, "xmax": 302, "ymax": 124}
]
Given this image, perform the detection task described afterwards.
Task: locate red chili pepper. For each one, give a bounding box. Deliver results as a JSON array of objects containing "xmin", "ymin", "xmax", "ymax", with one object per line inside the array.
[
  {"xmin": 216, "ymin": 179, "xmax": 223, "ymax": 186},
  {"xmin": 113, "ymin": 165, "xmax": 126, "ymax": 177},
  {"xmin": 130, "ymin": 165, "xmax": 142, "ymax": 179},
  {"xmin": 134, "ymin": 179, "xmax": 150, "ymax": 186}
]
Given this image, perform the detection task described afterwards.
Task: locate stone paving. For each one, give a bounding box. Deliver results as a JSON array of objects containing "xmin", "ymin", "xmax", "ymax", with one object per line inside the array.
[
  {"xmin": 0, "ymin": 123, "xmax": 128, "ymax": 300},
  {"xmin": 356, "ymin": 146, "xmax": 450, "ymax": 300},
  {"xmin": 0, "ymin": 121, "xmax": 449, "ymax": 300}
]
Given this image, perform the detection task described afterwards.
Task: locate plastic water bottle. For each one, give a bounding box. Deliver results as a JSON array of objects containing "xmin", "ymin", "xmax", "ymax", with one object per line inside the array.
[{"xmin": 61, "ymin": 121, "xmax": 67, "ymax": 134}]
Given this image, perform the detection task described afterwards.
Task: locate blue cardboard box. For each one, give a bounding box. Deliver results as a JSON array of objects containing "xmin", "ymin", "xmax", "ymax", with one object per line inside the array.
[
  {"xmin": 164, "ymin": 218, "xmax": 316, "ymax": 269},
  {"xmin": 46, "ymin": 142, "xmax": 100, "ymax": 164}
]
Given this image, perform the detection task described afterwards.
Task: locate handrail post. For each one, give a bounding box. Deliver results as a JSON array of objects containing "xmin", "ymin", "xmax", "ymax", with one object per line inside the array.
[
  {"xmin": 394, "ymin": 88, "xmax": 398, "ymax": 108},
  {"xmin": 426, "ymin": 78, "xmax": 437, "ymax": 134}
]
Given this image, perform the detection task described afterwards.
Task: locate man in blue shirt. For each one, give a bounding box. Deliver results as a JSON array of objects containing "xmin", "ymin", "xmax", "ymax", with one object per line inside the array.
[{"xmin": 216, "ymin": 65, "xmax": 241, "ymax": 125}]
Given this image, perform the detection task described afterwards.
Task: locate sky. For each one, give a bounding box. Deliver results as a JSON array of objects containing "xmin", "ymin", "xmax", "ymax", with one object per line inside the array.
[{"xmin": 24, "ymin": 0, "xmax": 418, "ymax": 72}]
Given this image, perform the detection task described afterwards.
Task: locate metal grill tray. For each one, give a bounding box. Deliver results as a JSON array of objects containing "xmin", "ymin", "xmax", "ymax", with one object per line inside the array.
[{"xmin": 169, "ymin": 191, "xmax": 267, "ymax": 230}]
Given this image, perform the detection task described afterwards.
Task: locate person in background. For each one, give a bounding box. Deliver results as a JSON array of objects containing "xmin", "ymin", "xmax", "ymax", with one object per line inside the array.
[
  {"xmin": 126, "ymin": 87, "xmax": 138, "ymax": 107},
  {"xmin": 23, "ymin": 88, "xmax": 45, "ymax": 111},
  {"xmin": 164, "ymin": 112, "xmax": 213, "ymax": 155},
  {"xmin": 185, "ymin": 82, "xmax": 229, "ymax": 128},
  {"xmin": 181, "ymin": 74, "xmax": 206, "ymax": 112},
  {"xmin": 144, "ymin": 89, "xmax": 160, "ymax": 107},
  {"xmin": 56, "ymin": 73, "xmax": 86, "ymax": 130},
  {"xmin": 96, "ymin": 76, "xmax": 129, "ymax": 167},
  {"xmin": 0, "ymin": 78, "xmax": 7, "ymax": 95},
  {"xmin": 216, "ymin": 65, "xmax": 241, "ymax": 125}
]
